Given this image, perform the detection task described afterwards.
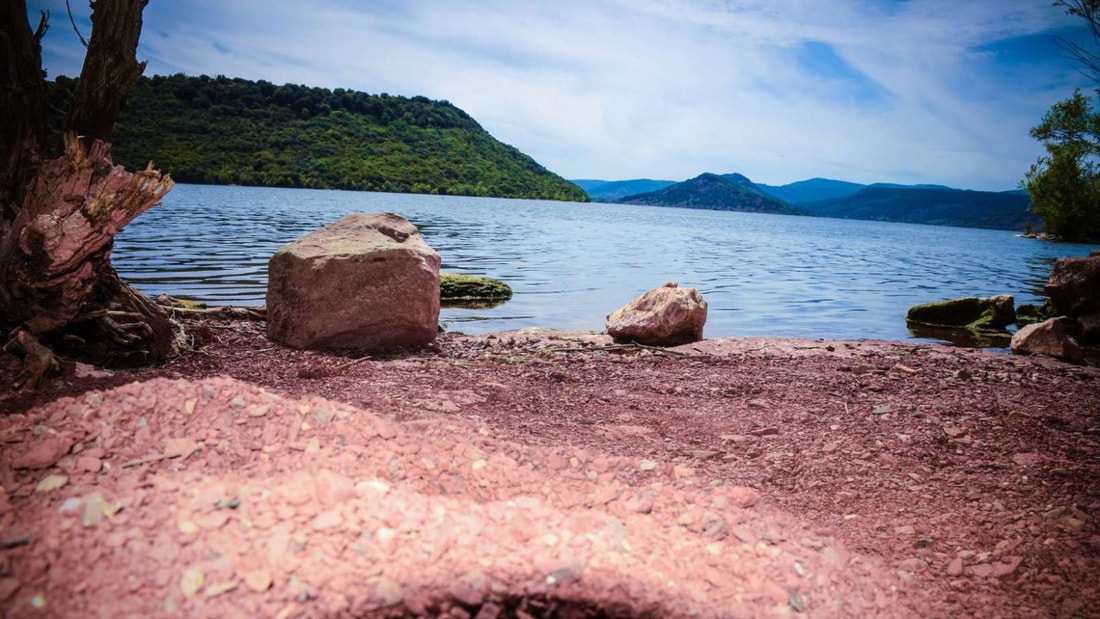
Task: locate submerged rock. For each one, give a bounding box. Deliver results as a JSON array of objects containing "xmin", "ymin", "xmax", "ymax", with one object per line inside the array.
[
  {"xmin": 606, "ymin": 282, "xmax": 707, "ymax": 347},
  {"xmin": 906, "ymin": 295, "xmax": 1015, "ymax": 332},
  {"xmin": 266, "ymin": 212, "xmax": 440, "ymax": 350},
  {"xmin": 439, "ymin": 273, "xmax": 512, "ymax": 307},
  {"xmin": 1014, "ymin": 303, "xmax": 1055, "ymax": 328}
]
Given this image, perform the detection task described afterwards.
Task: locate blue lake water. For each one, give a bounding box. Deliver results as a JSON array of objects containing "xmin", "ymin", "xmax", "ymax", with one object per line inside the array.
[{"xmin": 112, "ymin": 184, "xmax": 1098, "ymax": 343}]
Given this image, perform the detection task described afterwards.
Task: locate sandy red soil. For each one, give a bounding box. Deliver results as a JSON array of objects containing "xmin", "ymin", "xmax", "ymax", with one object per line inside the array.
[{"xmin": 1, "ymin": 317, "xmax": 1098, "ymax": 617}]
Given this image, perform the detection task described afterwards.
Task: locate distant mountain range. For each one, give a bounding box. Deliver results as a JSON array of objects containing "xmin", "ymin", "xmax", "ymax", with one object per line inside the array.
[
  {"xmin": 572, "ymin": 174, "xmax": 1035, "ymax": 231},
  {"xmin": 618, "ymin": 173, "xmax": 799, "ymax": 215},
  {"xmin": 571, "ymin": 178, "xmax": 676, "ymax": 201}
]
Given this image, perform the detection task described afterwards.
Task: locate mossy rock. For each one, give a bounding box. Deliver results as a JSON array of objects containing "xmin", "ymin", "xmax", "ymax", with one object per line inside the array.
[
  {"xmin": 1015, "ymin": 302, "xmax": 1056, "ymax": 328},
  {"xmin": 906, "ymin": 295, "xmax": 1015, "ymax": 331},
  {"xmin": 440, "ymin": 273, "xmax": 512, "ymax": 306}
]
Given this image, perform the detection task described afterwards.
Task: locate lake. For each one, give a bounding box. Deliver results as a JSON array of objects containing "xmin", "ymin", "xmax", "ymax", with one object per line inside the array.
[{"xmin": 113, "ymin": 184, "xmax": 1098, "ymax": 344}]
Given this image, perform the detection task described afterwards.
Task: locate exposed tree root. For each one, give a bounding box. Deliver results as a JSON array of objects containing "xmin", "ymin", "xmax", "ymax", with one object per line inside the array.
[{"xmin": 5, "ymin": 329, "xmax": 59, "ymax": 391}]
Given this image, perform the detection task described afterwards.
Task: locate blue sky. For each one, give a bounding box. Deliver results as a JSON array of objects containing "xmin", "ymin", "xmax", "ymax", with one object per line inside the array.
[{"xmin": 26, "ymin": 0, "xmax": 1091, "ymax": 191}]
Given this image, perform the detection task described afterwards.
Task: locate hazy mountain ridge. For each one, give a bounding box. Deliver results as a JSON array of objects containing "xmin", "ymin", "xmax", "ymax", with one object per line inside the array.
[
  {"xmin": 617, "ymin": 173, "xmax": 801, "ymax": 215},
  {"xmin": 574, "ymin": 178, "xmax": 676, "ymax": 201},
  {"xmin": 574, "ymin": 174, "xmax": 1033, "ymax": 231}
]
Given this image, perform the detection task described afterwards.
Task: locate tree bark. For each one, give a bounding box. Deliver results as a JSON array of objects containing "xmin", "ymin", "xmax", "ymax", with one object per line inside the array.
[
  {"xmin": 63, "ymin": 0, "xmax": 149, "ymax": 148},
  {"xmin": 1, "ymin": 0, "xmax": 176, "ymax": 380}
]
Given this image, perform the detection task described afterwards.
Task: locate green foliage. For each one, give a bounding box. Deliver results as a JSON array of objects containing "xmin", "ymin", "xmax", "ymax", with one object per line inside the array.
[
  {"xmin": 46, "ymin": 74, "xmax": 587, "ymax": 202},
  {"xmin": 1023, "ymin": 90, "xmax": 1100, "ymax": 241}
]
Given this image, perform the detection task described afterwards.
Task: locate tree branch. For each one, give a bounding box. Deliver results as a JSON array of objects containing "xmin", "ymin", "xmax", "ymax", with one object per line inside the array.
[
  {"xmin": 64, "ymin": 0, "xmax": 89, "ymax": 48},
  {"xmin": 63, "ymin": 0, "xmax": 149, "ymax": 149}
]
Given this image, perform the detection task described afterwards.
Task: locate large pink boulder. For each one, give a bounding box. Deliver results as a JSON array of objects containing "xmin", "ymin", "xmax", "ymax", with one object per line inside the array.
[
  {"xmin": 606, "ymin": 282, "xmax": 707, "ymax": 346},
  {"xmin": 1010, "ymin": 317, "xmax": 1084, "ymax": 363},
  {"xmin": 1046, "ymin": 252, "xmax": 1100, "ymax": 317},
  {"xmin": 266, "ymin": 213, "xmax": 440, "ymax": 350}
]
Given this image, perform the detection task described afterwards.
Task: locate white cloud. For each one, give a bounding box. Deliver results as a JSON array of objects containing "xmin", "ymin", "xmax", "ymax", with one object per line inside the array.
[{"xmin": 30, "ymin": 0, "xmax": 1088, "ymax": 190}]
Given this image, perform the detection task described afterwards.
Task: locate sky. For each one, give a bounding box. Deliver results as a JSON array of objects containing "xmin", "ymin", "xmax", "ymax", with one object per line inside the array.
[{"xmin": 26, "ymin": 0, "xmax": 1094, "ymax": 191}]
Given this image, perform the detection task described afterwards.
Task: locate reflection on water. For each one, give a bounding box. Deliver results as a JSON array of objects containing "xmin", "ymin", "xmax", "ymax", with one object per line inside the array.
[{"xmin": 113, "ymin": 184, "xmax": 1099, "ymax": 344}]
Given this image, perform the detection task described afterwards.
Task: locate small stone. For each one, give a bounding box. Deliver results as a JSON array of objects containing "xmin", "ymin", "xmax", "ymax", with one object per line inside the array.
[
  {"xmin": 967, "ymin": 563, "xmax": 994, "ymax": 578},
  {"xmin": 195, "ymin": 511, "xmax": 230, "ymax": 530},
  {"xmin": 450, "ymin": 574, "xmax": 485, "ymax": 607},
  {"xmin": 872, "ymin": 404, "xmax": 892, "ymax": 415},
  {"xmin": 248, "ymin": 404, "xmax": 271, "ymax": 418},
  {"xmin": 312, "ymin": 407, "xmax": 332, "ymax": 426},
  {"xmin": 13, "ymin": 435, "xmax": 73, "ymax": 470},
  {"xmin": 625, "ymin": 497, "xmax": 653, "ymax": 514},
  {"xmin": 991, "ymin": 556, "xmax": 1023, "ymax": 578},
  {"xmin": 244, "ymin": 570, "xmax": 272, "ymax": 593},
  {"xmin": 943, "ymin": 426, "xmax": 966, "ymax": 438},
  {"xmin": 750, "ymin": 427, "xmax": 779, "ymax": 437},
  {"xmin": 1011, "ymin": 452, "xmax": 1041, "ymax": 467},
  {"xmin": 305, "ymin": 438, "xmax": 321, "ymax": 453},
  {"xmin": 898, "ymin": 558, "xmax": 925, "ymax": 573},
  {"xmin": 34, "ymin": 474, "xmax": 69, "ymax": 493},
  {"xmin": 673, "ymin": 466, "xmax": 695, "ymax": 479},
  {"xmin": 180, "ymin": 567, "xmax": 205, "ymax": 598},
  {"xmin": 58, "ymin": 497, "xmax": 82, "ymax": 514},
  {"xmin": 204, "ymin": 580, "xmax": 238, "ymax": 597},
  {"xmin": 81, "ymin": 493, "xmax": 112, "ymax": 528},
  {"xmin": 75, "ymin": 455, "xmax": 102, "ymax": 473},
  {"xmin": 727, "ymin": 486, "xmax": 760, "ymax": 508},
  {"xmin": 638, "ymin": 459, "xmax": 658, "ymax": 471},
  {"xmin": 311, "ymin": 509, "xmax": 343, "ymax": 531},
  {"xmin": 546, "ymin": 562, "xmax": 584, "ymax": 586},
  {"xmin": 163, "ymin": 438, "xmax": 199, "ymax": 460},
  {"xmin": 178, "ymin": 520, "xmax": 199, "ymax": 535},
  {"xmin": 894, "ymin": 525, "xmax": 916, "ymax": 536},
  {"xmin": 372, "ymin": 577, "xmax": 403, "ymax": 607},
  {"xmin": 0, "ymin": 578, "xmax": 21, "ymax": 602},
  {"xmin": 946, "ymin": 557, "xmax": 964, "ymax": 576},
  {"xmin": 822, "ymin": 441, "xmax": 839, "ymax": 453}
]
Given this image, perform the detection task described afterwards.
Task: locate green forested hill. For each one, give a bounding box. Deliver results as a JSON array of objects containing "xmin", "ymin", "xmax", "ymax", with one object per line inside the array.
[{"xmin": 46, "ymin": 74, "xmax": 587, "ymax": 201}]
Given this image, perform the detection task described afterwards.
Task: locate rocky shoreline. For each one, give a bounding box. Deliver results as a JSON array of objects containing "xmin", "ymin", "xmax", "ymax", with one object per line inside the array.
[{"xmin": 1, "ymin": 315, "xmax": 1098, "ymax": 617}]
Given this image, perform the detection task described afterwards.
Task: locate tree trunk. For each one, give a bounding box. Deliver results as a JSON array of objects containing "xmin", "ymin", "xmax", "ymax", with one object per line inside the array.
[{"xmin": 0, "ymin": 0, "xmax": 176, "ymax": 383}]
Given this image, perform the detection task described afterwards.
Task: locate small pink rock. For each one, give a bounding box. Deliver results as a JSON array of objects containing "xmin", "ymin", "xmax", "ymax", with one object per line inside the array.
[
  {"xmin": 0, "ymin": 577, "xmax": 21, "ymax": 602},
  {"xmin": 991, "ymin": 556, "xmax": 1023, "ymax": 578},
  {"xmin": 967, "ymin": 563, "xmax": 994, "ymax": 578},
  {"xmin": 195, "ymin": 511, "xmax": 230, "ymax": 530},
  {"xmin": 727, "ymin": 486, "xmax": 760, "ymax": 509},
  {"xmin": 76, "ymin": 455, "xmax": 102, "ymax": 473},
  {"xmin": 946, "ymin": 557, "xmax": 964, "ymax": 577},
  {"xmin": 311, "ymin": 509, "xmax": 343, "ymax": 531},
  {"xmin": 314, "ymin": 469, "xmax": 356, "ymax": 508},
  {"xmin": 280, "ymin": 475, "xmax": 314, "ymax": 506},
  {"xmin": 13, "ymin": 435, "xmax": 73, "ymax": 470}
]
